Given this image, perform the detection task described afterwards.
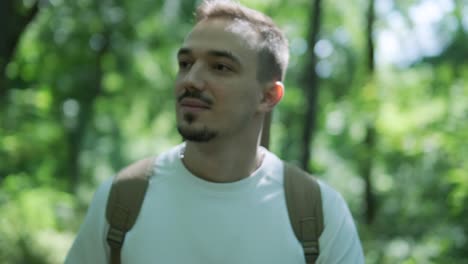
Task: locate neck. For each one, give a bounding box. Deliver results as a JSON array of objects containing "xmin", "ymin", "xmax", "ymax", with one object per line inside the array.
[{"xmin": 181, "ymin": 138, "xmax": 264, "ymax": 183}]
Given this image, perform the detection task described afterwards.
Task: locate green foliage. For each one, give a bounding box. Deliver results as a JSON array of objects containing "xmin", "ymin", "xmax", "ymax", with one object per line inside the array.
[
  {"xmin": 0, "ymin": 176, "xmax": 77, "ymax": 263},
  {"xmin": 1, "ymin": 0, "xmax": 467, "ymax": 263}
]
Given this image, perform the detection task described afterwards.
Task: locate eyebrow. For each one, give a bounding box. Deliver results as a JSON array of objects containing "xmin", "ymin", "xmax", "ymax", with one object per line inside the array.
[{"xmin": 177, "ymin": 48, "xmax": 242, "ymax": 66}]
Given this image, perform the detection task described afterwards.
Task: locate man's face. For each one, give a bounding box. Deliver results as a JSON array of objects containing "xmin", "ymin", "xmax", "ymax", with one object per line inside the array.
[{"xmin": 175, "ymin": 18, "xmax": 266, "ymax": 142}]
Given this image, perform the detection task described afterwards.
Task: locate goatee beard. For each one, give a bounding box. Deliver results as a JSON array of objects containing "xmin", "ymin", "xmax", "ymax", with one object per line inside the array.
[
  {"xmin": 177, "ymin": 124, "xmax": 217, "ymax": 142},
  {"xmin": 177, "ymin": 113, "xmax": 217, "ymax": 142}
]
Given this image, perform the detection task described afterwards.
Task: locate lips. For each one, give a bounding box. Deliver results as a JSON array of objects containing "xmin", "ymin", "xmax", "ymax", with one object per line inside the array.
[{"xmin": 179, "ymin": 98, "xmax": 211, "ymax": 111}]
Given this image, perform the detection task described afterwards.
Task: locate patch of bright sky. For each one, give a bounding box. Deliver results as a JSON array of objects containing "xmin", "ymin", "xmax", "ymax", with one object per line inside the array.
[
  {"xmin": 314, "ymin": 39, "xmax": 334, "ymax": 59},
  {"xmin": 314, "ymin": 39, "xmax": 334, "ymax": 78},
  {"xmin": 376, "ymin": 0, "xmax": 457, "ymax": 67},
  {"xmin": 464, "ymin": 5, "xmax": 468, "ymax": 32},
  {"xmin": 333, "ymin": 27, "xmax": 351, "ymax": 45}
]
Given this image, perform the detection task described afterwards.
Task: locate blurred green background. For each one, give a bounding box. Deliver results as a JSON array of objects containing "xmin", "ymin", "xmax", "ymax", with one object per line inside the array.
[{"xmin": 1, "ymin": 0, "xmax": 467, "ymax": 263}]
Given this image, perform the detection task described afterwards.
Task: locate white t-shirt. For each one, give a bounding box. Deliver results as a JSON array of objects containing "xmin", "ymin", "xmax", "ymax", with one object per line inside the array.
[{"xmin": 65, "ymin": 144, "xmax": 364, "ymax": 263}]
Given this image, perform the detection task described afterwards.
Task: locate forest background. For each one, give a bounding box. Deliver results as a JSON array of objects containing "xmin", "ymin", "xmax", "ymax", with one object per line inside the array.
[{"xmin": 1, "ymin": 0, "xmax": 467, "ymax": 263}]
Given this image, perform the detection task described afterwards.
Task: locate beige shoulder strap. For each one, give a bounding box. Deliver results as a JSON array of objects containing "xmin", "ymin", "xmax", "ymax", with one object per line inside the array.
[
  {"xmin": 105, "ymin": 157, "xmax": 155, "ymax": 264},
  {"xmin": 283, "ymin": 162, "xmax": 324, "ymax": 264}
]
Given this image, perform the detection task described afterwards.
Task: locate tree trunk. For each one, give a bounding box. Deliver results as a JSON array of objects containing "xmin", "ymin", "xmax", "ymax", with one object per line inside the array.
[
  {"xmin": 362, "ymin": 123, "xmax": 376, "ymax": 224},
  {"xmin": 0, "ymin": 1, "xmax": 40, "ymax": 184},
  {"xmin": 67, "ymin": 31, "xmax": 109, "ymax": 192},
  {"xmin": 300, "ymin": 0, "xmax": 322, "ymax": 172},
  {"xmin": 362, "ymin": 0, "xmax": 377, "ymax": 224},
  {"xmin": 0, "ymin": 0, "xmax": 39, "ymax": 99}
]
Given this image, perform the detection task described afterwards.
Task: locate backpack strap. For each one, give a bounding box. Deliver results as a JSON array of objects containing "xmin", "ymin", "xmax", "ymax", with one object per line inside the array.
[
  {"xmin": 105, "ymin": 157, "xmax": 155, "ymax": 264},
  {"xmin": 283, "ymin": 162, "xmax": 324, "ymax": 264}
]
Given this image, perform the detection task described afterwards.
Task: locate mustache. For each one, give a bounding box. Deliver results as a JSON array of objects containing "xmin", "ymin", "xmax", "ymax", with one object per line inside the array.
[{"xmin": 177, "ymin": 90, "xmax": 213, "ymax": 105}]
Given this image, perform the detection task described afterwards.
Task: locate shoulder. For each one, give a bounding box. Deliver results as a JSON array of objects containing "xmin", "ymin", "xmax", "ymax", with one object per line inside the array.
[
  {"xmin": 315, "ymin": 179, "xmax": 357, "ymax": 230},
  {"xmin": 315, "ymin": 180, "xmax": 365, "ymax": 263},
  {"xmin": 254, "ymin": 147, "xmax": 285, "ymax": 185},
  {"xmin": 114, "ymin": 144, "xmax": 185, "ymax": 180},
  {"xmin": 92, "ymin": 177, "xmax": 114, "ymax": 209},
  {"xmin": 316, "ymin": 180, "xmax": 346, "ymax": 211},
  {"xmin": 64, "ymin": 177, "xmax": 113, "ymax": 263}
]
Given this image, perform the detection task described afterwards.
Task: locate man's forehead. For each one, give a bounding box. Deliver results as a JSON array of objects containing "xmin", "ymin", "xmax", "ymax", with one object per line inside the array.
[
  {"xmin": 185, "ymin": 18, "xmax": 260, "ymax": 50},
  {"xmin": 177, "ymin": 47, "xmax": 242, "ymax": 66}
]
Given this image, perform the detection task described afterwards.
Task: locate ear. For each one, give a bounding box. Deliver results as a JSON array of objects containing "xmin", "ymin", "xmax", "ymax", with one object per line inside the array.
[{"xmin": 258, "ymin": 81, "xmax": 284, "ymax": 112}]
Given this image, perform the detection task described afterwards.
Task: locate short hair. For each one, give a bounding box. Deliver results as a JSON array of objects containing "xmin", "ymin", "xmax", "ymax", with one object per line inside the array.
[{"xmin": 195, "ymin": 0, "xmax": 289, "ymax": 82}]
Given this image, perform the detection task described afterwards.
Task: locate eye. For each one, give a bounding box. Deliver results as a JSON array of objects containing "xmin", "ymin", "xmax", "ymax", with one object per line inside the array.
[
  {"xmin": 213, "ymin": 63, "xmax": 232, "ymax": 72},
  {"xmin": 178, "ymin": 59, "xmax": 192, "ymax": 70}
]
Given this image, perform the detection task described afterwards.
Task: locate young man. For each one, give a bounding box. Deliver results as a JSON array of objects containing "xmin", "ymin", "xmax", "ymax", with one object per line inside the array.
[{"xmin": 65, "ymin": 0, "xmax": 364, "ymax": 263}]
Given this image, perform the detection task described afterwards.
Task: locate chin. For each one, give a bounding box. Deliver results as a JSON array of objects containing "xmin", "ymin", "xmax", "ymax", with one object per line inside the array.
[{"xmin": 177, "ymin": 124, "xmax": 218, "ymax": 142}]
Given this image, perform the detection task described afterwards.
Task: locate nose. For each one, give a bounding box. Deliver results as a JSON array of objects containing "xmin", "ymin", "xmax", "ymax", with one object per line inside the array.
[{"xmin": 179, "ymin": 62, "xmax": 206, "ymax": 91}]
